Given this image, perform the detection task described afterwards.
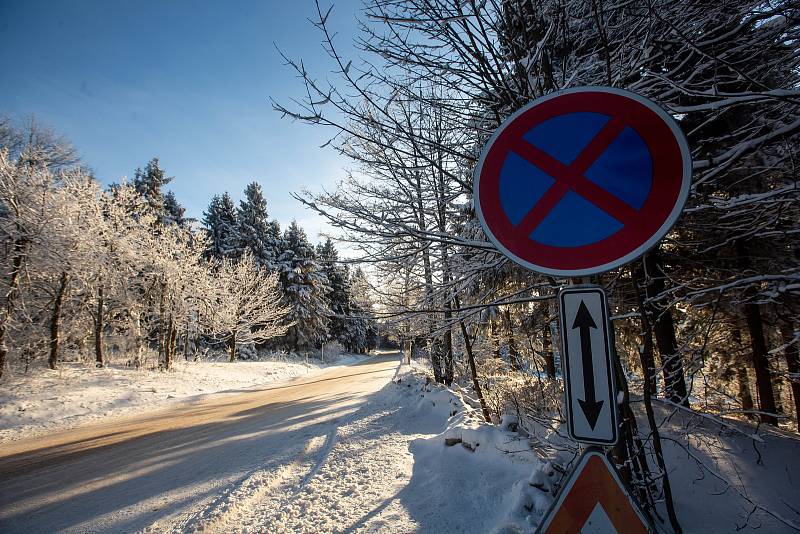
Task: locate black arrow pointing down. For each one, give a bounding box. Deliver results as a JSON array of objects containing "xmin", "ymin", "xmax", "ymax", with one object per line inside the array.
[{"xmin": 572, "ymin": 301, "xmax": 604, "ymax": 430}]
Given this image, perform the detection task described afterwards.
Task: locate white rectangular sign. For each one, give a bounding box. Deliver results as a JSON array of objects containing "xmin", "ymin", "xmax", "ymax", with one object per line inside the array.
[{"xmin": 558, "ymin": 286, "xmax": 618, "ymax": 445}]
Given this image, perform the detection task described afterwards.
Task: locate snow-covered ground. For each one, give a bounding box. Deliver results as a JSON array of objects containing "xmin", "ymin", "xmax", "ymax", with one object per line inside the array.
[
  {"xmin": 2, "ymin": 357, "xmax": 797, "ymax": 533},
  {"xmin": 0, "ymin": 352, "xmax": 363, "ymax": 444},
  {"xmin": 150, "ymin": 362, "xmax": 552, "ymax": 533},
  {"xmin": 162, "ymin": 362, "xmax": 800, "ymax": 533}
]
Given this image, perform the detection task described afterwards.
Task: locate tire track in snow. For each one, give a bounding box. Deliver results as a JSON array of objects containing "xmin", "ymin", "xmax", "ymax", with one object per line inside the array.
[
  {"xmin": 241, "ymin": 388, "xmax": 431, "ymax": 533},
  {"xmin": 169, "ymin": 430, "xmax": 331, "ymax": 534},
  {"xmin": 295, "ymin": 425, "xmax": 338, "ymax": 493}
]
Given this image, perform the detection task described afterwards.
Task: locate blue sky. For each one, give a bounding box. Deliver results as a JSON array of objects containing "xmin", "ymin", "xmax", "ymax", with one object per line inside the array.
[{"xmin": 0, "ymin": 0, "xmax": 361, "ymax": 240}]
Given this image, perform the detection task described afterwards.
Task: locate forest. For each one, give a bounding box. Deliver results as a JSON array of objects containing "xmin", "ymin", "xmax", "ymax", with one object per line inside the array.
[{"xmin": 0, "ymin": 117, "xmax": 378, "ymax": 376}]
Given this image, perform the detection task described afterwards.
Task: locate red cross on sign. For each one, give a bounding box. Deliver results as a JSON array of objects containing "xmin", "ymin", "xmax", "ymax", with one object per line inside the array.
[{"xmin": 538, "ymin": 450, "xmax": 650, "ymax": 534}]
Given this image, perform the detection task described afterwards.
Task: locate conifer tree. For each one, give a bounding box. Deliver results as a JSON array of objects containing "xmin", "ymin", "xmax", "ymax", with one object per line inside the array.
[
  {"xmin": 317, "ymin": 238, "xmax": 353, "ymax": 345},
  {"xmin": 133, "ymin": 158, "xmax": 173, "ymax": 220},
  {"xmin": 202, "ymin": 193, "xmax": 240, "ymax": 260},
  {"xmin": 237, "ymin": 182, "xmax": 281, "ymax": 268},
  {"xmin": 163, "ymin": 191, "xmax": 187, "ymax": 227},
  {"xmin": 277, "ymin": 221, "xmax": 330, "ymax": 352},
  {"xmin": 349, "ymin": 266, "xmax": 378, "ymax": 352}
]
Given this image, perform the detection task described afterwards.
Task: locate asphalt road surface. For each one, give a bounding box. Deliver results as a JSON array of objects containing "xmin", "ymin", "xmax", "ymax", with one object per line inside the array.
[{"xmin": 0, "ymin": 353, "xmax": 401, "ymax": 533}]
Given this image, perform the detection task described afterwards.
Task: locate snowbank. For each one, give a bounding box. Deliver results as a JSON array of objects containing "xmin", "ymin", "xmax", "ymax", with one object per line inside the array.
[
  {"xmin": 399, "ymin": 367, "xmax": 800, "ymax": 533},
  {"xmin": 650, "ymin": 400, "xmax": 800, "ymax": 532},
  {"xmin": 0, "ymin": 352, "xmax": 365, "ymax": 443},
  {"xmin": 393, "ymin": 367, "xmax": 557, "ymax": 532}
]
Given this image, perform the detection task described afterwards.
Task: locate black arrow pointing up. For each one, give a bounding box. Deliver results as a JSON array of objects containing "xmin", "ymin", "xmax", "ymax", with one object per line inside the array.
[{"xmin": 572, "ymin": 301, "xmax": 604, "ymax": 430}]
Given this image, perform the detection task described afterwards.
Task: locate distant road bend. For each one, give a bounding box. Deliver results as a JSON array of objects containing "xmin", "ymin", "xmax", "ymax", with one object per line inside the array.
[{"xmin": 0, "ymin": 353, "xmax": 401, "ymax": 533}]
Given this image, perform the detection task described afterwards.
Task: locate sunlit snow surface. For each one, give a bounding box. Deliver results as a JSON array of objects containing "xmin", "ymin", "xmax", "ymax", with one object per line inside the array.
[{"xmin": 1, "ymin": 356, "xmax": 798, "ymax": 533}]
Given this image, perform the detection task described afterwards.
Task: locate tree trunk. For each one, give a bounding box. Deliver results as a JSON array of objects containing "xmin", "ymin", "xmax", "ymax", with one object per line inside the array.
[
  {"xmin": 737, "ymin": 366, "xmax": 755, "ymax": 413},
  {"xmin": 132, "ymin": 311, "xmax": 143, "ymax": 368},
  {"xmin": 442, "ymin": 304, "xmax": 454, "ymax": 385},
  {"xmin": 229, "ymin": 332, "xmax": 237, "ymax": 362},
  {"xmin": 48, "ymin": 271, "xmax": 69, "ymax": 370},
  {"xmin": 491, "ymin": 320, "xmax": 502, "ymax": 360},
  {"xmin": 735, "ymin": 240, "xmax": 777, "ymax": 425},
  {"xmin": 412, "ymin": 170, "xmax": 440, "ymax": 383},
  {"xmin": 744, "ymin": 301, "xmax": 778, "ymax": 426},
  {"xmin": 0, "ymin": 237, "xmax": 28, "ymax": 378},
  {"xmin": 158, "ymin": 279, "xmax": 167, "ymax": 368},
  {"xmin": 166, "ymin": 319, "xmax": 177, "ymax": 370},
  {"xmin": 542, "ymin": 320, "xmax": 556, "ymax": 379},
  {"xmin": 633, "ymin": 267, "xmax": 657, "ymax": 395},
  {"xmin": 435, "ymin": 156, "xmax": 455, "ymax": 386},
  {"xmin": 430, "ymin": 337, "xmax": 444, "ymax": 383},
  {"xmin": 503, "ymin": 309, "xmax": 520, "ymax": 371},
  {"xmin": 457, "ymin": 313, "xmax": 490, "ymax": 422},
  {"xmin": 643, "ymin": 251, "xmax": 690, "ymax": 407},
  {"xmin": 731, "ymin": 328, "xmax": 755, "ymax": 416},
  {"xmin": 94, "ymin": 286, "xmax": 104, "ymax": 367},
  {"xmin": 183, "ymin": 330, "xmax": 190, "ymax": 361},
  {"xmin": 635, "ymin": 274, "xmax": 682, "ymax": 532},
  {"xmin": 780, "ymin": 321, "xmax": 800, "ymax": 431}
]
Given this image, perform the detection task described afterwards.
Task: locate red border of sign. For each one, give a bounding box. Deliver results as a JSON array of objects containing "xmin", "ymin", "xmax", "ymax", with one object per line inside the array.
[
  {"xmin": 537, "ymin": 449, "xmax": 650, "ymax": 533},
  {"xmin": 474, "ymin": 87, "xmax": 691, "ymax": 276}
]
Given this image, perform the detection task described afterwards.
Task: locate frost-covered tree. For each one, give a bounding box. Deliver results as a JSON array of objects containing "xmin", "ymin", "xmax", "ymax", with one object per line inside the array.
[
  {"xmin": 0, "ymin": 115, "xmax": 79, "ymax": 170},
  {"xmin": 0, "ymin": 150, "xmax": 58, "ymax": 376},
  {"xmin": 211, "ymin": 251, "xmax": 291, "ymax": 362}
]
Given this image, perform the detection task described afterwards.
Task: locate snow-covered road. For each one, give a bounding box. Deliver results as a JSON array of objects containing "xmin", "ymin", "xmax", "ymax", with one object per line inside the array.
[{"xmin": 0, "ymin": 354, "xmax": 413, "ymax": 533}]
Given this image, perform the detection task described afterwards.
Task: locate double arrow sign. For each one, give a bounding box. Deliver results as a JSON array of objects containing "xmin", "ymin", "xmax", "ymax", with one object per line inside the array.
[
  {"xmin": 539, "ymin": 288, "xmax": 642, "ymax": 532},
  {"xmin": 559, "ymin": 286, "xmax": 619, "ymax": 446}
]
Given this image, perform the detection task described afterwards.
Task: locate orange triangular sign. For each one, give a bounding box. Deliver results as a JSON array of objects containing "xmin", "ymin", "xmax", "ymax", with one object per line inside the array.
[{"xmin": 538, "ymin": 450, "xmax": 650, "ymax": 534}]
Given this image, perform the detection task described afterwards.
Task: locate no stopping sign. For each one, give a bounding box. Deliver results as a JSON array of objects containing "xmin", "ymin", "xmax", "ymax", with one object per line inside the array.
[{"xmin": 474, "ymin": 87, "xmax": 691, "ymax": 276}]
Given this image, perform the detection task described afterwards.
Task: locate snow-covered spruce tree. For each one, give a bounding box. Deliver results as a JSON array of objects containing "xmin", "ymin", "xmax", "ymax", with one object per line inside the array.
[
  {"xmin": 348, "ymin": 266, "xmax": 379, "ymax": 352},
  {"xmin": 276, "ymin": 221, "xmax": 330, "ymax": 352},
  {"xmin": 211, "ymin": 251, "xmax": 291, "ymax": 362},
  {"xmin": 237, "ymin": 181, "xmax": 282, "ymax": 269},
  {"xmin": 202, "ymin": 192, "xmax": 241, "ymax": 260},
  {"xmin": 133, "ymin": 158, "xmax": 173, "ymax": 221},
  {"xmin": 163, "ymin": 190, "xmax": 188, "ymax": 227},
  {"xmin": 316, "ymin": 238, "xmax": 358, "ymax": 350}
]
